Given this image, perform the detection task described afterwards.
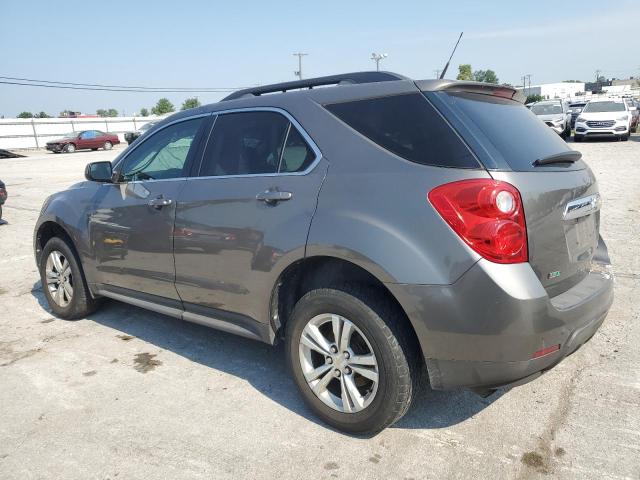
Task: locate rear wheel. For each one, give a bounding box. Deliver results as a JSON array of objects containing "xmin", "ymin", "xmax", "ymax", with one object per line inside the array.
[
  {"xmin": 39, "ymin": 237, "xmax": 101, "ymax": 319},
  {"xmin": 103, "ymin": 141, "xmax": 113, "ymax": 150},
  {"xmin": 286, "ymin": 286, "xmax": 419, "ymax": 434},
  {"xmin": 621, "ymin": 133, "xmax": 629, "ymax": 141},
  {"xmin": 64, "ymin": 143, "xmax": 76, "ymax": 153}
]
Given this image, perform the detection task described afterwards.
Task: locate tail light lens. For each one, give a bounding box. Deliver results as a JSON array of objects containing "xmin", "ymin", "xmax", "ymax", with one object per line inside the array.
[{"xmin": 428, "ymin": 179, "xmax": 528, "ymax": 264}]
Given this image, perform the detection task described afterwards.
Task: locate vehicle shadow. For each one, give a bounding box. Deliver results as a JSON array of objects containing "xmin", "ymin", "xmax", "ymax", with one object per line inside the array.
[{"xmin": 31, "ymin": 283, "xmax": 503, "ymax": 435}]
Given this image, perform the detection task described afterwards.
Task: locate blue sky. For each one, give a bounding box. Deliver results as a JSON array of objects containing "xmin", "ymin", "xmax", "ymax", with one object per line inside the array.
[{"xmin": 1, "ymin": 0, "xmax": 638, "ymax": 117}]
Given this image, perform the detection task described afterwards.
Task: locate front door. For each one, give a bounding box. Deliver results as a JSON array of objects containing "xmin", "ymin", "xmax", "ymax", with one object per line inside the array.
[
  {"xmin": 174, "ymin": 110, "xmax": 326, "ymax": 323},
  {"xmin": 88, "ymin": 116, "xmax": 207, "ymax": 300}
]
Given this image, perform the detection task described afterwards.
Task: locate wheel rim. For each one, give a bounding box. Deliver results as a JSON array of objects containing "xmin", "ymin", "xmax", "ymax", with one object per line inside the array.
[
  {"xmin": 45, "ymin": 250, "xmax": 73, "ymax": 307},
  {"xmin": 298, "ymin": 313, "xmax": 379, "ymax": 413},
  {"xmin": 67, "ymin": 144, "xmax": 75, "ymax": 153},
  {"xmin": 104, "ymin": 142, "xmax": 112, "ymax": 150}
]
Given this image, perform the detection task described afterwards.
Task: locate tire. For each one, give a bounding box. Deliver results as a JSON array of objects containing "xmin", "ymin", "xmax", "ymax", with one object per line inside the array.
[
  {"xmin": 286, "ymin": 286, "xmax": 420, "ymax": 434},
  {"xmin": 64, "ymin": 143, "xmax": 76, "ymax": 153},
  {"xmin": 91, "ymin": 148, "xmax": 98, "ymax": 151},
  {"xmin": 38, "ymin": 236, "xmax": 101, "ymax": 319},
  {"xmin": 621, "ymin": 133, "xmax": 629, "ymax": 142},
  {"xmin": 564, "ymin": 125, "xmax": 571, "ymax": 140},
  {"xmin": 103, "ymin": 141, "xmax": 113, "ymax": 151},
  {"xmin": 0, "ymin": 204, "xmax": 3, "ymax": 220}
]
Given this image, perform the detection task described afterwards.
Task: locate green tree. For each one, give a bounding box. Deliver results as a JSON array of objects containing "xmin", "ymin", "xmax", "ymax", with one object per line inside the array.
[
  {"xmin": 473, "ymin": 69, "xmax": 499, "ymax": 84},
  {"xmin": 35, "ymin": 111, "xmax": 51, "ymax": 118},
  {"xmin": 151, "ymin": 98, "xmax": 175, "ymax": 115},
  {"xmin": 97, "ymin": 108, "xmax": 118, "ymax": 117},
  {"xmin": 526, "ymin": 94, "xmax": 544, "ymax": 104},
  {"xmin": 17, "ymin": 111, "xmax": 34, "ymax": 118},
  {"xmin": 181, "ymin": 97, "xmax": 201, "ymax": 110},
  {"xmin": 456, "ymin": 64, "xmax": 473, "ymax": 81},
  {"xmin": 139, "ymin": 108, "xmax": 149, "ymax": 117}
]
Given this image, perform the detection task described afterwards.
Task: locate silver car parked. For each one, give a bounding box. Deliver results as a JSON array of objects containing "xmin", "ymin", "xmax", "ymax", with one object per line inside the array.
[{"xmin": 530, "ymin": 99, "xmax": 572, "ymax": 138}]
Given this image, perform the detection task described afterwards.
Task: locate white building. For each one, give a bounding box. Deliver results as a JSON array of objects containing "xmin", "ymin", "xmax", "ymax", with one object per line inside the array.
[{"xmin": 518, "ymin": 82, "xmax": 585, "ymax": 100}]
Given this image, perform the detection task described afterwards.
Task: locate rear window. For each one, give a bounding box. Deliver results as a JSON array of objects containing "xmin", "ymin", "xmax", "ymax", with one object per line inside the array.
[
  {"xmin": 438, "ymin": 91, "xmax": 576, "ymax": 171},
  {"xmin": 324, "ymin": 93, "xmax": 479, "ymax": 168}
]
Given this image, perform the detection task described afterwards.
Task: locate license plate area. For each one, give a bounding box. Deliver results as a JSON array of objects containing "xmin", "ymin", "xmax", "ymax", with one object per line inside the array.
[{"xmin": 564, "ymin": 214, "xmax": 597, "ymax": 262}]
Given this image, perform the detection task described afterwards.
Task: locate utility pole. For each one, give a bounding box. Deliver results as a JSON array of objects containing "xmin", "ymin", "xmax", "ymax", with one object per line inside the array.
[
  {"xmin": 293, "ymin": 52, "xmax": 308, "ymax": 80},
  {"xmin": 371, "ymin": 53, "xmax": 388, "ymax": 71},
  {"xmin": 526, "ymin": 74, "xmax": 532, "ymax": 96},
  {"xmin": 433, "ymin": 69, "xmax": 441, "ymax": 79},
  {"xmin": 595, "ymin": 69, "xmax": 602, "ymax": 82}
]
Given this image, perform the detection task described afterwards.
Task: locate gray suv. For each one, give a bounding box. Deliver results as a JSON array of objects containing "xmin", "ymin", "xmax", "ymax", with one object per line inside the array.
[{"xmin": 34, "ymin": 72, "xmax": 613, "ymax": 434}]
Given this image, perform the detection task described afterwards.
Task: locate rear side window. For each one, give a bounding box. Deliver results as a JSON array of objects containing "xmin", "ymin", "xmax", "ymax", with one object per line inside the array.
[
  {"xmin": 438, "ymin": 92, "xmax": 576, "ymax": 171},
  {"xmin": 200, "ymin": 111, "xmax": 289, "ymax": 176},
  {"xmin": 324, "ymin": 93, "xmax": 479, "ymax": 168},
  {"xmin": 279, "ymin": 127, "xmax": 315, "ymax": 173}
]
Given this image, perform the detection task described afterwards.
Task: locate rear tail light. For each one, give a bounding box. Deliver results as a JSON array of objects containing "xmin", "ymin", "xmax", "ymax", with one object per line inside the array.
[{"xmin": 428, "ymin": 179, "xmax": 528, "ymax": 264}]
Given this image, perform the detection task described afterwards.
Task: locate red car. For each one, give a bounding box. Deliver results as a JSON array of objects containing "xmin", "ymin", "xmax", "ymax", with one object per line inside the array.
[{"xmin": 45, "ymin": 130, "xmax": 120, "ymax": 153}]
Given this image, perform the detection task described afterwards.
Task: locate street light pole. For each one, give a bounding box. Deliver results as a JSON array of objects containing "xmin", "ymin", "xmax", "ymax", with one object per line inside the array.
[
  {"xmin": 371, "ymin": 53, "xmax": 388, "ymax": 71},
  {"xmin": 293, "ymin": 52, "xmax": 308, "ymax": 80}
]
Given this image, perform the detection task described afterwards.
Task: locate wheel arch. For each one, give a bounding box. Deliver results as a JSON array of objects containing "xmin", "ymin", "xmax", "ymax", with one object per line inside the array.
[{"xmin": 269, "ymin": 255, "xmax": 423, "ymax": 365}]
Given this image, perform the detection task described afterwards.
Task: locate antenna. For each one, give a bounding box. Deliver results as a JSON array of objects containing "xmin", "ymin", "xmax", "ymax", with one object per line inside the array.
[{"xmin": 439, "ymin": 32, "xmax": 463, "ymax": 80}]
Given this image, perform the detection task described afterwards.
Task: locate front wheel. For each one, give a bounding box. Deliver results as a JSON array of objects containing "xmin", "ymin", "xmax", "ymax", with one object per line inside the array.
[
  {"xmin": 39, "ymin": 237, "xmax": 101, "ymax": 319},
  {"xmin": 64, "ymin": 143, "xmax": 76, "ymax": 153},
  {"xmin": 103, "ymin": 141, "xmax": 113, "ymax": 150},
  {"xmin": 286, "ymin": 287, "xmax": 419, "ymax": 434}
]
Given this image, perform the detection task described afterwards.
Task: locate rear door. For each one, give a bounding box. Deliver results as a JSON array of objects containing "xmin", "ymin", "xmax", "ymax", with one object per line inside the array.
[
  {"xmin": 174, "ymin": 109, "xmax": 326, "ymax": 324},
  {"xmin": 431, "ymin": 90, "xmax": 601, "ymax": 297}
]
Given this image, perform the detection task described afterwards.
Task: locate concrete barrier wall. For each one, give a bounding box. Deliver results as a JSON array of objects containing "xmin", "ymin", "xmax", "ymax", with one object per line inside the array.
[{"xmin": 0, "ymin": 116, "xmax": 161, "ymax": 150}]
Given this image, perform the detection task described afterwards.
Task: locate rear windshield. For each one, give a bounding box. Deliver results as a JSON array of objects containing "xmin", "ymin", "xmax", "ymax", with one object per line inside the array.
[
  {"xmin": 531, "ymin": 104, "xmax": 563, "ymax": 115},
  {"xmin": 437, "ymin": 92, "xmax": 576, "ymax": 171},
  {"xmin": 324, "ymin": 93, "xmax": 479, "ymax": 168},
  {"xmin": 583, "ymin": 101, "xmax": 625, "ymax": 113}
]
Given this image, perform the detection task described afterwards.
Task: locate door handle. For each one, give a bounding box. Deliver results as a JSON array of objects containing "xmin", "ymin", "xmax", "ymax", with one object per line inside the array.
[
  {"xmin": 148, "ymin": 197, "xmax": 173, "ymax": 209},
  {"xmin": 256, "ymin": 190, "xmax": 292, "ymax": 204}
]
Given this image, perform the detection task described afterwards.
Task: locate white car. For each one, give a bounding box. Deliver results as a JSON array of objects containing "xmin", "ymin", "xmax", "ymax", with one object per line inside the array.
[
  {"xmin": 529, "ymin": 100, "xmax": 572, "ymax": 139},
  {"xmin": 574, "ymin": 98, "xmax": 631, "ymax": 142}
]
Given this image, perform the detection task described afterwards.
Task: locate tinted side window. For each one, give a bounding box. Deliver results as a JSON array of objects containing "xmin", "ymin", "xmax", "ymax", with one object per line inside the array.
[
  {"xmin": 279, "ymin": 126, "xmax": 315, "ymax": 173},
  {"xmin": 121, "ymin": 117, "xmax": 203, "ymax": 181},
  {"xmin": 324, "ymin": 93, "xmax": 478, "ymax": 168},
  {"xmin": 200, "ymin": 112, "xmax": 289, "ymax": 176}
]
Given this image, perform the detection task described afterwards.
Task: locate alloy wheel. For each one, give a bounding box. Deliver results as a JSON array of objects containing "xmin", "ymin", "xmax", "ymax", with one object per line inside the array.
[
  {"xmin": 45, "ymin": 250, "xmax": 73, "ymax": 307},
  {"xmin": 298, "ymin": 313, "xmax": 379, "ymax": 413}
]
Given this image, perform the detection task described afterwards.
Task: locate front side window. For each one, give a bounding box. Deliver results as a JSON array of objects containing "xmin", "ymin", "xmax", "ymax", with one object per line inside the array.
[
  {"xmin": 324, "ymin": 93, "xmax": 478, "ymax": 168},
  {"xmin": 199, "ymin": 111, "xmax": 290, "ymax": 177},
  {"xmin": 121, "ymin": 117, "xmax": 204, "ymax": 181},
  {"xmin": 80, "ymin": 131, "xmax": 96, "ymax": 139}
]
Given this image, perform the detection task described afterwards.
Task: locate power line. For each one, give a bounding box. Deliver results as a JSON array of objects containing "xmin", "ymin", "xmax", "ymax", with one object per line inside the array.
[
  {"xmin": 0, "ymin": 75, "xmax": 247, "ymax": 92},
  {"xmin": 0, "ymin": 80, "xmax": 241, "ymax": 93}
]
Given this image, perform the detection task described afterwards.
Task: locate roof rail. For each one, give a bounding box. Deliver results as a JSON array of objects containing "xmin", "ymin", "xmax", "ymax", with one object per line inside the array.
[{"xmin": 221, "ymin": 71, "xmax": 409, "ymax": 101}]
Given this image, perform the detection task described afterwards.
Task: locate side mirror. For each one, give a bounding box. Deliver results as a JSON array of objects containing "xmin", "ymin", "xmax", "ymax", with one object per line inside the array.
[{"xmin": 85, "ymin": 161, "xmax": 113, "ymax": 182}]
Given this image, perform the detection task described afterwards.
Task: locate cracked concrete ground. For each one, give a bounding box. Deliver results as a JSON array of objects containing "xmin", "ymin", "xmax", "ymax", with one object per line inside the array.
[{"xmin": 0, "ymin": 138, "xmax": 639, "ymax": 479}]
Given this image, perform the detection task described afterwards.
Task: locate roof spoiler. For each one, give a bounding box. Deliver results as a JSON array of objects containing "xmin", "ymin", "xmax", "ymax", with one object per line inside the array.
[
  {"xmin": 417, "ymin": 80, "xmax": 526, "ymax": 104},
  {"xmin": 222, "ymin": 71, "xmax": 409, "ymax": 101}
]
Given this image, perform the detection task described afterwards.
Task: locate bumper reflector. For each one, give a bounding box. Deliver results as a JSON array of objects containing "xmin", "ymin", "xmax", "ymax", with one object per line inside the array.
[{"xmin": 532, "ymin": 344, "xmax": 561, "ymax": 359}]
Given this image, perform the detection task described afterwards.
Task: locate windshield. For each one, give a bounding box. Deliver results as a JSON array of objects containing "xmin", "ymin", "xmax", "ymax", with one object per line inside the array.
[
  {"xmin": 531, "ymin": 104, "xmax": 563, "ymax": 115},
  {"xmin": 583, "ymin": 101, "xmax": 625, "ymax": 113},
  {"xmin": 61, "ymin": 132, "xmax": 78, "ymax": 138},
  {"xmin": 140, "ymin": 122, "xmax": 154, "ymax": 131}
]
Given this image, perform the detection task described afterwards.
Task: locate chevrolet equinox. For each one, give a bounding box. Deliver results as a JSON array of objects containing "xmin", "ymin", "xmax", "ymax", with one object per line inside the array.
[{"xmin": 34, "ymin": 72, "xmax": 614, "ymax": 434}]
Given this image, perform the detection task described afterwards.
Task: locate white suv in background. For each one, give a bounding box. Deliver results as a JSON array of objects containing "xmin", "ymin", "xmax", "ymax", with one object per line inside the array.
[
  {"xmin": 529, "ymin": 100, "xmax": 572, "ymax": 139},
  {"xmin": 575, "ymin": 98, "xmax": 631, "ymax": 142}
]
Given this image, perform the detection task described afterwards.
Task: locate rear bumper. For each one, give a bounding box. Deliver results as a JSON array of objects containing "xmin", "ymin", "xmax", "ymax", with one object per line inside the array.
[{"xmin": 387, "ymin": 244, "xmax": 614, "ymax": 390}]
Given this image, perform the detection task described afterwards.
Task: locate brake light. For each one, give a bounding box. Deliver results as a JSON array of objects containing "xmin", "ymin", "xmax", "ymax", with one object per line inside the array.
[{"xmin": 428, "ymin": 179, "xmax": 528, "ymax": 264}]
